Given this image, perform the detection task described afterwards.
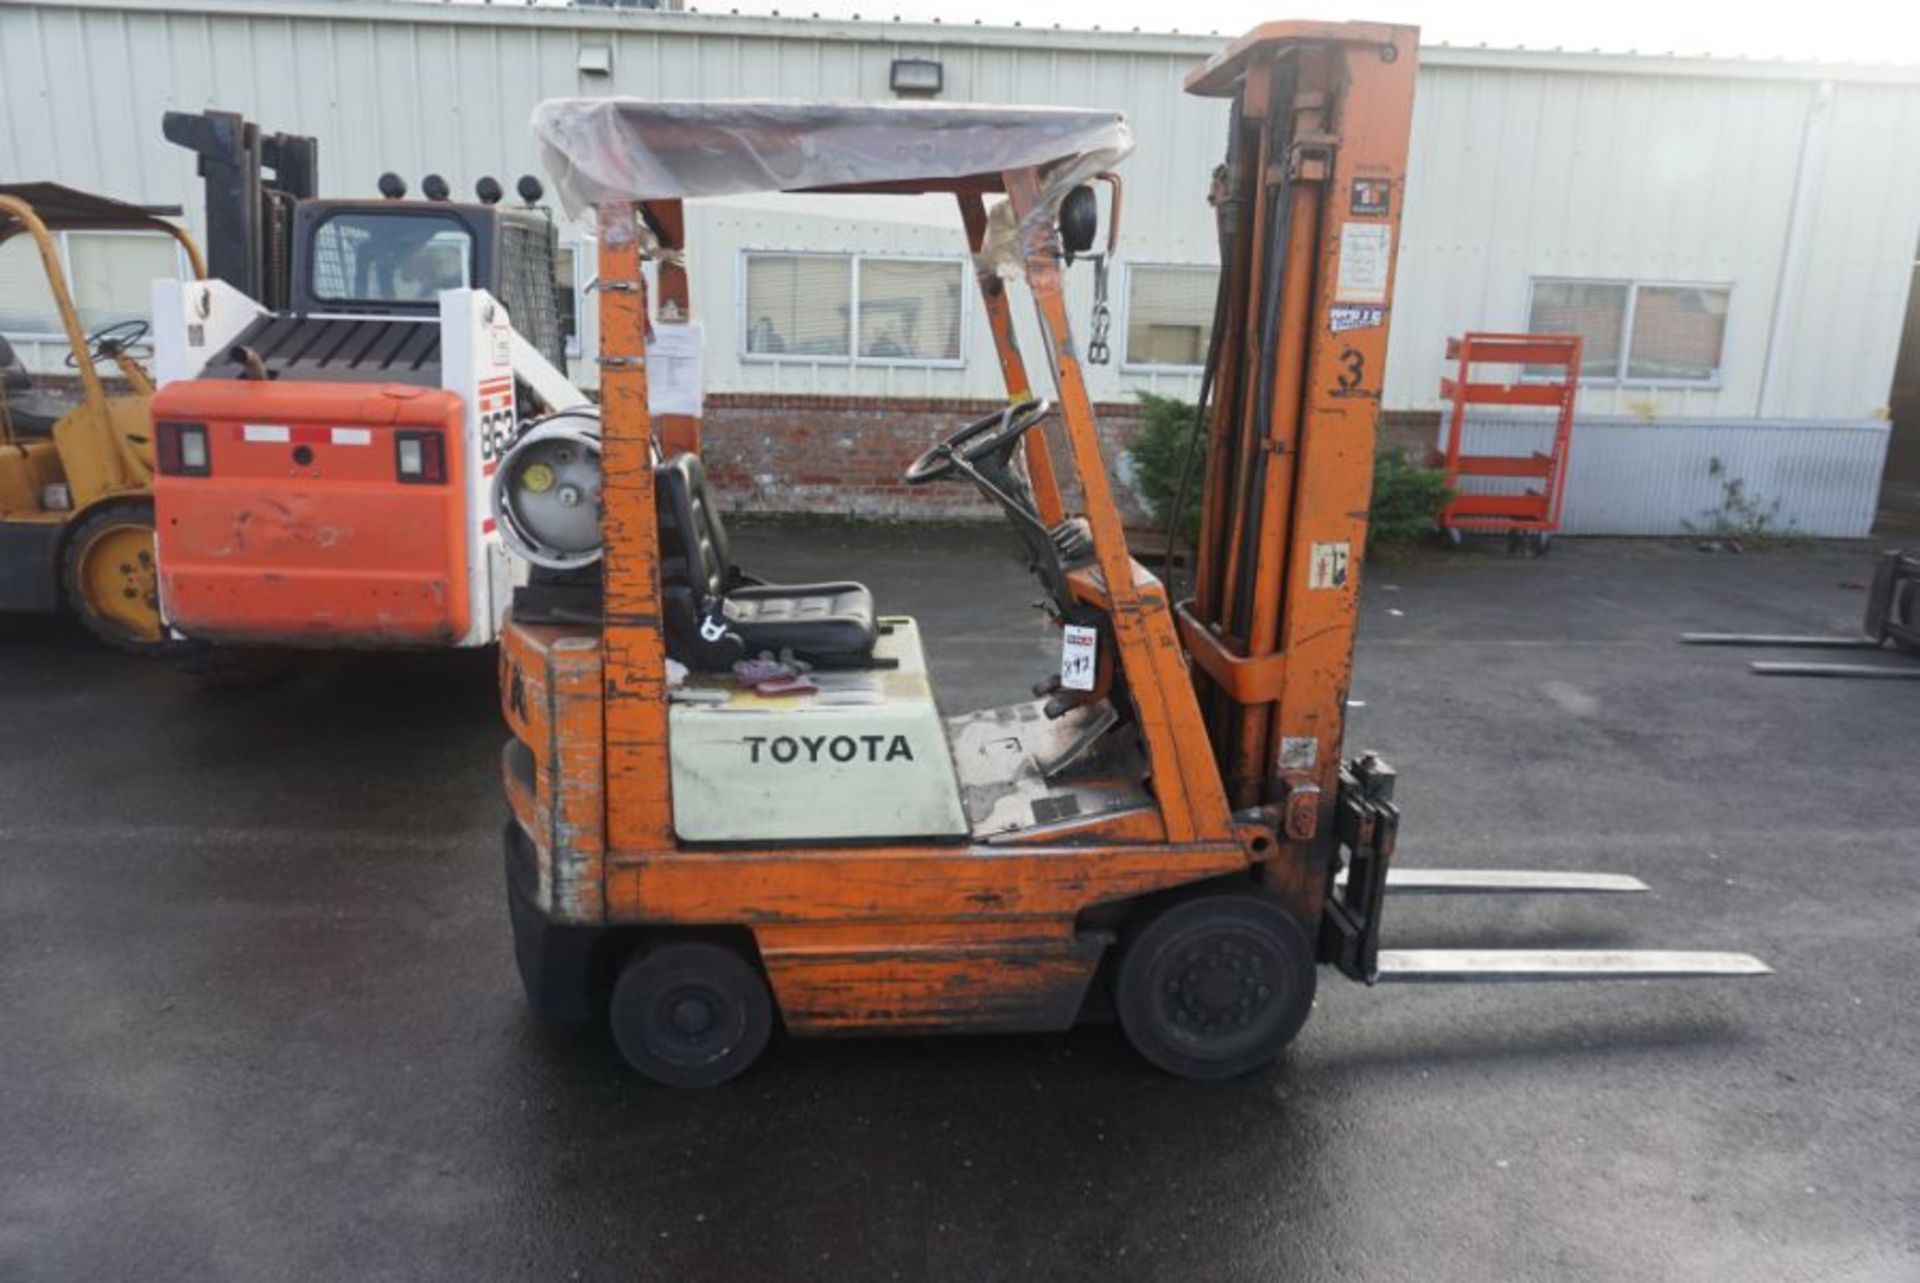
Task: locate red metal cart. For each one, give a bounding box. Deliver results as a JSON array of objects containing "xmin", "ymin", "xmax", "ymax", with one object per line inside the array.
[{"xmin": 1437, "ymin": 332, "xmax": 1582, "ymax": 553}]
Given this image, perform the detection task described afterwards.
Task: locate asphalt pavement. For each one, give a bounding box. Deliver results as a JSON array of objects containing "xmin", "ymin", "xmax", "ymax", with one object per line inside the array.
[{"xmin": 2, "ymin": 527, "xmax": 1915, "ymax": 1281}]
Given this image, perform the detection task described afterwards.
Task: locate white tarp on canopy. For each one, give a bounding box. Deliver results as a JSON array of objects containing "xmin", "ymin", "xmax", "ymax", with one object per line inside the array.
[{"xmin": 529, "ymin": 99, "xmax": 1132, "ymax": 216}]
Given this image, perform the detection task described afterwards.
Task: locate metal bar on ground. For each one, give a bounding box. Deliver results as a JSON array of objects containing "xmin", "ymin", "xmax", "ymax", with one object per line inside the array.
[
  {"xmin": 1345, "ymin": 869, "xmax": 1650, "ymax": 894},
  {"xmin": 1749, "ymin": 661, "xmax": 1920, "ymax": 679},
  {"xmin": 1374, "ymin": 950, "xmax": 1773, "ymax": 981},
  {"xmin": 1681, "ymin": 633, "xmax": 1879, "ymax": 649}
]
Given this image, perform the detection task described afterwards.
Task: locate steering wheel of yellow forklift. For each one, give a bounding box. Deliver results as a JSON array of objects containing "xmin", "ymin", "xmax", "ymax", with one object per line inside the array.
[
  {"xmin": 66, "ymin": 318, "xmax": 151, "ymax": 369},
  {"xmin": 903, "ymin": 397, "xmax": 1053, "ymax": 485}
]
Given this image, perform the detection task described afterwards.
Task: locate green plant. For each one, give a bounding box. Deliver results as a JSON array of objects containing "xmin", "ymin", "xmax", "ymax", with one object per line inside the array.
[
  {"xmin": 1122, "ymin": 393, "xmax": 1450, "ymax": 552},
  {"xmin": 1681, "ymin": 456, "xmax": 1797, "ymax": 543},
  {"xmin": 1369, "ymin": 447, "xmax": 1452, "ymax": 550},
  {"xmin": 1125, "ymin": 390, "xmax": 1206, "ymax": 540}
]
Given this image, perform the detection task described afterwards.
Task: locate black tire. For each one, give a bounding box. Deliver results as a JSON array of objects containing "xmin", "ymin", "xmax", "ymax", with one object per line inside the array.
[
  {"xmin": 60, "ymin": 499, "xmax": 174, "ymax": 657},
  {"xmin": 1114, "ymin": 892, "xmax": 1317, "ymax": 1081},
  {"xmin": 609, "ymin": 941, "xmax": 774, "ymax": 1088}
]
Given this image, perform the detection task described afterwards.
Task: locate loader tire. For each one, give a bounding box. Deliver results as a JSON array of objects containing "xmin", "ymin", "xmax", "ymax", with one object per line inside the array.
[{"xmin": 1115, "ymin": 891, "xmax": 1316, "ymax": 1081}]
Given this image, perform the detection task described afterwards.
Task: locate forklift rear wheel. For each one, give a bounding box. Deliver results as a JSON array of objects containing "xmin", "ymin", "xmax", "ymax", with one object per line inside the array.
[
  {"xmin": 609, "ymin": 941, "xmax": 774, "ymax": 1088},
  {"xmin": 1114, "ymin": 892, "xmax": 1316, "ymax": 1081},
  {"xmin": 62, "ymin": 500, "xmax": 169, "ymax": 656}
]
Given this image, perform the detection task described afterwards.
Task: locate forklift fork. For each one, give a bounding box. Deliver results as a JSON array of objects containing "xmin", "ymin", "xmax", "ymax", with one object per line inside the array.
[
  {"xmin": 1683, "ymin": 549, "xmax": 1920, "ymax": 679},
  {"xmin": 1321, "ymin": 755, "xmax": 1770, "ymax": 985}
]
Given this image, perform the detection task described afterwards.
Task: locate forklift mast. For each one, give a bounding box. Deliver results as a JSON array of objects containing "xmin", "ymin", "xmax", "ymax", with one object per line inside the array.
[
  {"xmin": 161, "ymin": 109, "xmax": 317, "ymax": 311},
  {"xmin": 1180, "ymin": 22, "xmax": 1419, "ymax": 978}
]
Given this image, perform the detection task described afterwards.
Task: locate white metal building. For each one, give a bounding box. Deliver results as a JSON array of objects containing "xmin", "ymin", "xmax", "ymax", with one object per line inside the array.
[{"xmin": 3, "ymin": 0, "xmax": 1918, "ymax": 532}]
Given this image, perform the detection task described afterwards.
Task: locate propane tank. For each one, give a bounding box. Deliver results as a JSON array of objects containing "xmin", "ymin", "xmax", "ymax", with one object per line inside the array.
[{"xmin": 491, "ymin": 408, "xmax": 604, "ymax": 570}]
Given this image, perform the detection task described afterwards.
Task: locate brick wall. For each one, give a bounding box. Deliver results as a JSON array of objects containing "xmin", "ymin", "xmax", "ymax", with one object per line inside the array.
[
  {"xmin": 700, "ymin": 393, "xmax": 1154, "ymax": 523},
  {"xmin": 699, "ymin": 393, "xmax": 1445, "ymax": 522},
  {"xmin": 1380, "ymin": 409, "xmax": 1443, "ymax": 464}
]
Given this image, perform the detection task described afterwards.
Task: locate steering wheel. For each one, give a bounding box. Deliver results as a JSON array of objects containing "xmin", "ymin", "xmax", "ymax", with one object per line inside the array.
[
  {"xmin": 66, "ymin": 318, "xmax": 151, "ymax": 369},
  {"xmin": 904, "ymin": 398, "xmax": 1053, "ymax": 485}
]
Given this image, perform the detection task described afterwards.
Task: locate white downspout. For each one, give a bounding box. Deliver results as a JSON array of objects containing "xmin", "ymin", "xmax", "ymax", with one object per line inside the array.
[{"xmin": 1756, "ymin": 80, "xmax": 1835, "ymax": 418}]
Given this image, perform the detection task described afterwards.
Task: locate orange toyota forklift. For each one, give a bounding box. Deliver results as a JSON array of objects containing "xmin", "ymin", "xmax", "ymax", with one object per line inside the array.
[{"xmin": 496, "ymin": 22, "xmax": 1768, "ymax": 1086}]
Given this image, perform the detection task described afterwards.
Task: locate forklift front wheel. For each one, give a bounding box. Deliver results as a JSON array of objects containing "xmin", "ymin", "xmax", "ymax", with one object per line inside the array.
[
  {"xmin": 62, "ymin": 500, "xmax": 170, "ymax": 655},
  {"xmin": 609, "ymin": 941, "xmax": 774, "ymax": 1088},
  {"xmin": 1114, "ymin": 892, "xmax": 1316, "ymax": 1081}
]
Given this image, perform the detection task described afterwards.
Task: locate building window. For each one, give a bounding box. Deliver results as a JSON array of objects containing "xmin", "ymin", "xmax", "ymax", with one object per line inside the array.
[
  {"xmin": 1123, "ymin": 264, "xmax": 1217, "ymax": 370},
  {"xmin": 858, "ymin": 258, "xmax": 962, "ymax": 362},
  {"xmin": 1527, "ymin": 278, "xmax": 1730, "ymax": 384},
  {"xmin": 741, "ymin": 252, "xmax": 965, "ymax": 366},
  {"xmin": 1627, "ymin": 285, "xmax": 1730, "ymax": 382},
  {"xmin": 743, "ymin": 253, "xmax": 853, "ymax": 359},
  {"xmin": 0, "ymin": 230, "xmax": 188, "ymax": 337}
]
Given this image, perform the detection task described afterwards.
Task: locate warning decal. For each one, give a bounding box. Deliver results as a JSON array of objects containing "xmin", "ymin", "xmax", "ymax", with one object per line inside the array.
[
  {"xmin": 1350, "ymin": 178, "xmax": 1390, "ymax": 216},
  {"xmin": 1309, "ymin": 541, "xmax": 1352, "ymax": 590}
]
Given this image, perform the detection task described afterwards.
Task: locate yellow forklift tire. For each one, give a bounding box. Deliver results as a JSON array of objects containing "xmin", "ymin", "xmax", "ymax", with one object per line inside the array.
[
  {"xmin": 1114, "ymin": 891, "xmax": 1317, "ymax": 1081},
  {"xmin": 609, "ymin": 942, "xmax": 774, "ymax": 1088},
  {"xmin": 61, "ymin": 500, "xmax": 172, "ymax": 656}
]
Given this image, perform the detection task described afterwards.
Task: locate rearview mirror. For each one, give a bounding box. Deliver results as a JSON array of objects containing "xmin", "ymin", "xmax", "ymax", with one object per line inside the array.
[{"xmin": 1059, "ymin": 186, "xmax": 1098, "ymax": 264}]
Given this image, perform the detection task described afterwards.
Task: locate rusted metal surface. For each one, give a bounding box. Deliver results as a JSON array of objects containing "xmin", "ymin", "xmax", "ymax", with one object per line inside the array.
[
  {"xmin": 596, "ymin": 213, "xmax": 677, "ymax": 853},
  {"xmin": 1185, "ymin": 26, "xmax": 1418, "ymax": 838},
  {"xmin": 501, "ymin": 622, "xmax": 607, "ymax": 923},
  {"xmin": 756, "ymin": 921, "xmax": 1107, "ymax": 1034},
  {"xmin": 605, "ymin": 840, "xmax": 1249, "ymax": 926}
]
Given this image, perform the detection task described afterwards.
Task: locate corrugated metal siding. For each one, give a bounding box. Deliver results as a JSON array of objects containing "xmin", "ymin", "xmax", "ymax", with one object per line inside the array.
[
  {"xmin": 1392, "ymin": 65, "xmax": 1920, "ymax": 420},
  {"xmin": 0, "ymin": 0, "xmax": 1227, "ymax": 401},
  {"xmin": 2, "ymin": 0, "xmax": 1916, "ymax": 424},
  {"xmin": 1454, "ymin": 413, "xmax": 1891, "ymax": 536}
]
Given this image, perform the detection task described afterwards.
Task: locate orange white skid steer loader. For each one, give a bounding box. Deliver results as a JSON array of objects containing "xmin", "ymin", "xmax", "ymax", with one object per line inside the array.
[
  {"xmin": 495, "ymin": 22, "xmax": 1768, "ymax": 1087},
  {"xmin": 147, "ymin": 110, "xmax": 586, "ymax": 651}
]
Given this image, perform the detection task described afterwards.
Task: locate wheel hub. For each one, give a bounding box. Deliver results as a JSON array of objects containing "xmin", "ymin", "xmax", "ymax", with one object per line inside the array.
[
  {"xmin": 1163, "ymin": 936, "xmax": 1277, "ymax": 1038},
  {"xmin": 78, "ymin": 521, "xmax": 162, "ymax": 643},
  {"xmin": 669, "ymin": 993, "xmax": 717, "ymax": 1037}
]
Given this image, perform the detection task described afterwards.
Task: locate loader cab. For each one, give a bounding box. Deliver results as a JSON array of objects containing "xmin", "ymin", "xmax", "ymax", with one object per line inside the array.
[{"xmin": 290, "ymin": 198, "xmax": 567, "ymax": 369}]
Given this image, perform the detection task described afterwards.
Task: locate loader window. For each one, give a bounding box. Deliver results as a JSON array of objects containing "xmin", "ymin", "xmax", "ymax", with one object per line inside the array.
[{"xmin": 311, "ymin": 212, "xmax": 474, "ymax": 305}]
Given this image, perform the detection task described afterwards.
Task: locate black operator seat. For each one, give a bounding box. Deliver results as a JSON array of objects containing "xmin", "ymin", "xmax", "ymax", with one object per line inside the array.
[
  {"xmin": 0, "ymin": 334, "xmax": 66, "ymax": 438},
  {"xmin": 654, "ymin": 452, "xmax": 877, "ymax": 668}
]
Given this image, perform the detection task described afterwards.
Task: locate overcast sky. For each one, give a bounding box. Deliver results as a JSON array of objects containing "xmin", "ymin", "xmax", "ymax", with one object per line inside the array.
[{"xmin": 688, "ymin": 0, "xmax": 1920, "ymax": 65}]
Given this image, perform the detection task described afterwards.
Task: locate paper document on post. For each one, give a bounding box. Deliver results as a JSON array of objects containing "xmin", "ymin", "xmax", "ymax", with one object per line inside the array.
[{"xmin": 648, "ymin": 321, "xmax": 703, "ymax": 417}]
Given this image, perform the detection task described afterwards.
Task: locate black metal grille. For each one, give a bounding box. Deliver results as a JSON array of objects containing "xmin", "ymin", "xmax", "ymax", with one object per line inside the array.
[{"xmin": 499, "ymin": 221, "xmax": 566, "ymax": 369}]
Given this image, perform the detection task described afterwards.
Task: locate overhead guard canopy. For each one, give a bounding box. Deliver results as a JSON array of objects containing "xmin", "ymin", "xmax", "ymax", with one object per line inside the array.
[
  {"xmin": 529, "ymin": 99, "xmax": 1132, "ymax": 216},
  {"xmin": 0, "ymin": 181, "xmax": 185, "ymax": 242}
]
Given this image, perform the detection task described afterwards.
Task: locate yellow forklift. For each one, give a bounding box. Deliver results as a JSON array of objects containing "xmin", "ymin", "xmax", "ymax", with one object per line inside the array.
[{"xmin": 0, "ymin": 183, "xmax": 204, "ymax": 652}]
